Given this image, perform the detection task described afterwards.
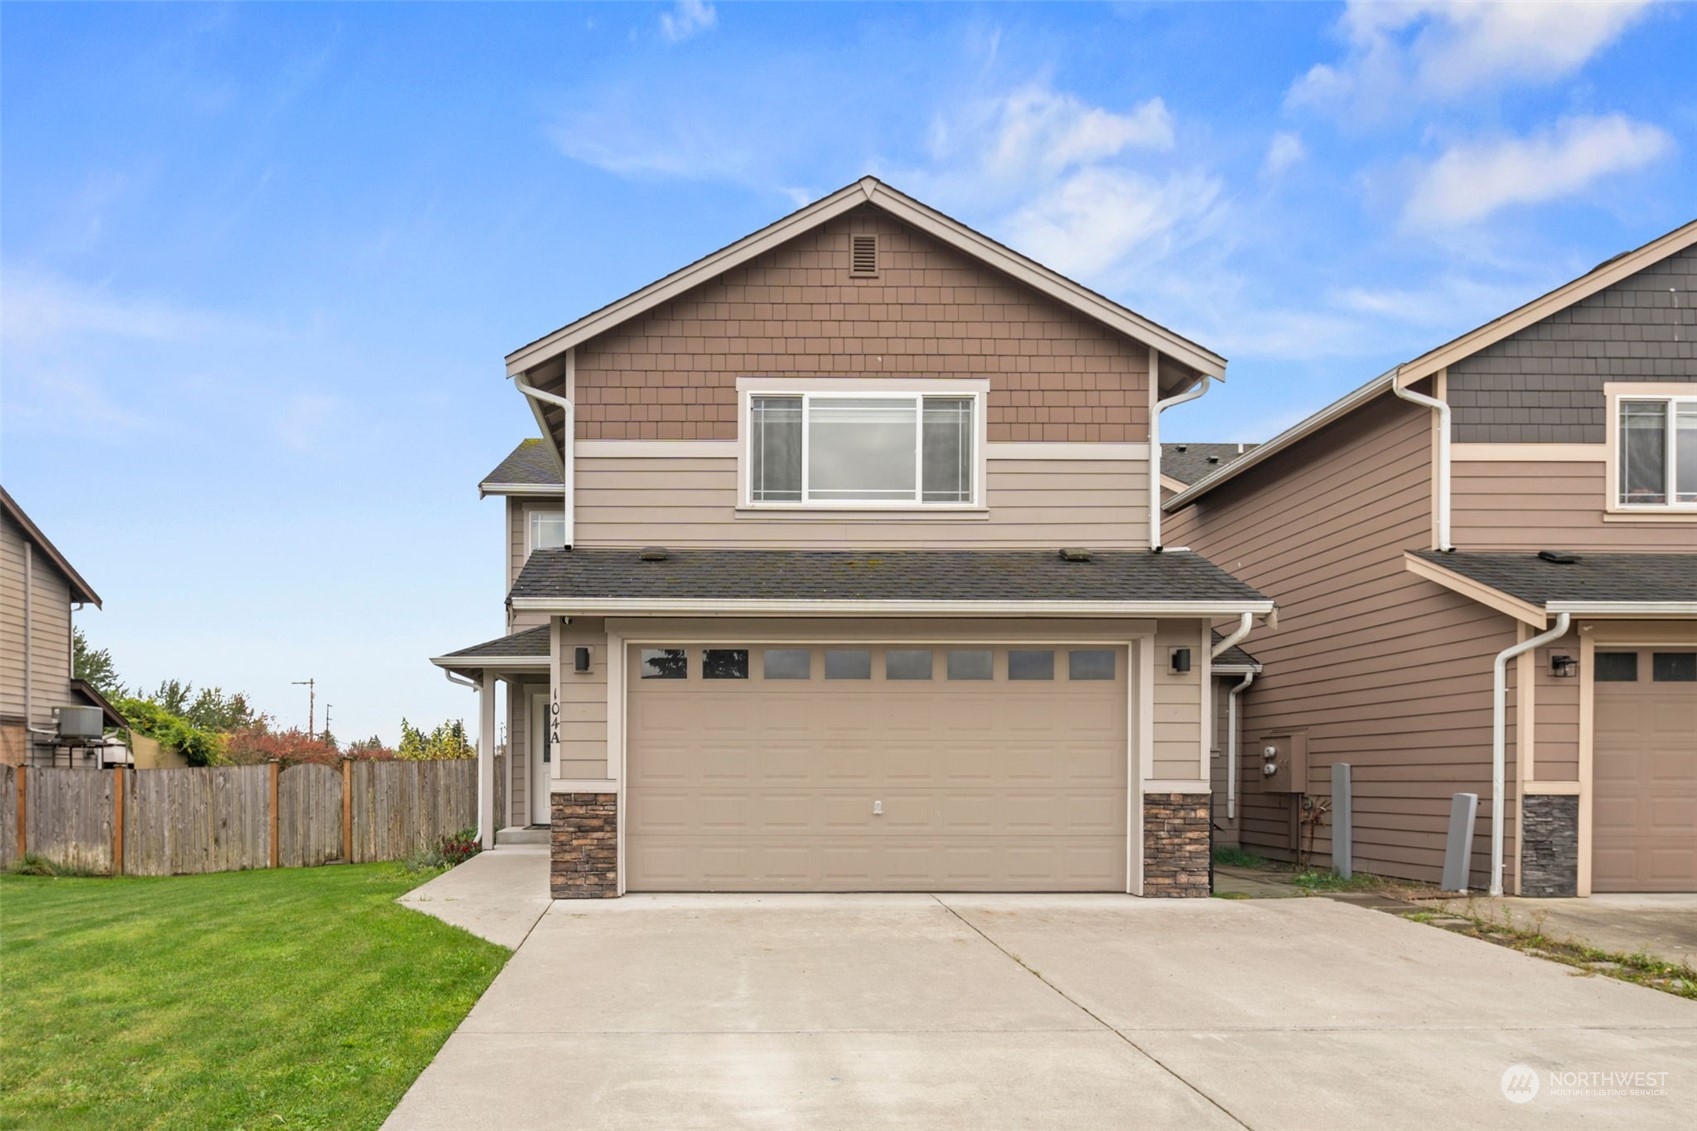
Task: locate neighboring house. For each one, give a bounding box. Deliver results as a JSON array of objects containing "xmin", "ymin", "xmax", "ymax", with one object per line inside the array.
[
  {"xmin": 1, "ymin": 486, "xmax": 126, "ymax": 766},
  {"xmin": 1160, "ymin": 442, "xmax": 1258, "ymax": 498},
  {"xmin": 1165, "ymin": 220, "xmax": 1697, "ymax": 897},
  {"xmin": 434, "ymin": 176, "xmax": 1273, "ymax": 898}
]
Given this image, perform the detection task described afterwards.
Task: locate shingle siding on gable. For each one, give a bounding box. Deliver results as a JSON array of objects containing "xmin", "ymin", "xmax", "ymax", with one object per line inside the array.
[
  {"xmin": 573, "ymin": 205, "xmax": 1154, "ymax": 443},
  {"xmin": 1448, "ymin": 245, "xmax": 1697, "ymax": 443}
]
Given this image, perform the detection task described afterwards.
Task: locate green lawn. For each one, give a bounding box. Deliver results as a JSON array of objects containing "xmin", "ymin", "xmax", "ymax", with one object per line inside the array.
[{"xmin": 0, "ymin": 864, "xmax": 507, "ymax": 1130}]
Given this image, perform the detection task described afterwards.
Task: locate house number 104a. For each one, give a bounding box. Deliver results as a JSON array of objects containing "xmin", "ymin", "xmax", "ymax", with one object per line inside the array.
[{"xmin": 550, "ymin": 688, "xmax": 562, "ymax": 747}]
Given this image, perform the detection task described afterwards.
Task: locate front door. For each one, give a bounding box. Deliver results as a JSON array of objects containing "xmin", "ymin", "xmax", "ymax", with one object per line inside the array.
[{"xmin": 530, "ymin": 691, "xmax": 552, "ymax": 826}]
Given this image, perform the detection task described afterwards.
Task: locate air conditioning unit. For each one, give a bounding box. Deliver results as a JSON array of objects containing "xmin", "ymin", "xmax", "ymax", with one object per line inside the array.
[{"xmin": 57, "ymin": 706, "xmax": 104, "ymax": 741}]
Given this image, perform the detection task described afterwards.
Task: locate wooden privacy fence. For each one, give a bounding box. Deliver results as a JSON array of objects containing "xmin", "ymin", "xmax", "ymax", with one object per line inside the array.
[{"xmin": 0, "ymin": 760, "xmax": 475, "ymax": 877}]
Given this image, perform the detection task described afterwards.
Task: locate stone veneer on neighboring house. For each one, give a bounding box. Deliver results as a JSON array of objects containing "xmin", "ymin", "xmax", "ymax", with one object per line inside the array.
[
  {"xmin": 1520, "ymin": 794, "xmax": 1579, "ymax": 898},
  {"xmin": 550, "ymin": 793, "xmax": 618, "ymax": 898},
  {"xmin": 1143, "ymin": 793, "xmax": 1211, "ymax": 897}
]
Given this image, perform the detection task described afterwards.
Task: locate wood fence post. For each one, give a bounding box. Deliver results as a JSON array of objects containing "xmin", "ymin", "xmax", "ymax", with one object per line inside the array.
[
  {"xmin": 268, "ymin": 760, "xmax": 281, "ymax": 869},
  {"xmin": 16, "ymin": 765, "xmax": 26, "ymax": 859},
  {"xmin": 112, "ymin": 766, "xmax": 125, "ymax": 876},
  {"xmin": 340, "ymin": 757, "xmax": 353, "ymax": 864}
]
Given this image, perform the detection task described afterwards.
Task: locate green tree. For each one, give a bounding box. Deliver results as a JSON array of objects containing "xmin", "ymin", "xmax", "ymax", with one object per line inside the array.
[
  {"xmin": 397, "ymin": 718, "xmax": 475, "ymax": 761},
  {"xmin": 72, "ymin": 629, "xmax": 124, "ymax": 698}
]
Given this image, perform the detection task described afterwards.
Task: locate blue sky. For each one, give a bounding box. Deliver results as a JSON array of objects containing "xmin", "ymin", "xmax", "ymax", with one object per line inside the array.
[{"xmin": 3, "ymin": 1, "xmax": 1694, "ymax": 744}]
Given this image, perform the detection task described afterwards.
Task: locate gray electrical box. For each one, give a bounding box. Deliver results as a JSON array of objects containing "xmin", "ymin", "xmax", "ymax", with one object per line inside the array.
[
  {"xmin": 1256, "ymin": 733, "xmax": 1309, "ymax": 793},
  {"xmin": 56, "ymin": 706, "xmax": 104, "ymax": 740}
]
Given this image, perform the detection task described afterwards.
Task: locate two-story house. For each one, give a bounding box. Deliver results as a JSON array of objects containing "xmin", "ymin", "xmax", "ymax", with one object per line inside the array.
[
  {"xmin": 1166, "ymin": 220, "xmax": 1696, "ymax": 898},
  {"xmin": 2, "ymin": 486, "xmax": 125, "ymax": 766},
  {"xmin": 433, "ymin": 177, "xmax": 1273, "ymax": 898}
]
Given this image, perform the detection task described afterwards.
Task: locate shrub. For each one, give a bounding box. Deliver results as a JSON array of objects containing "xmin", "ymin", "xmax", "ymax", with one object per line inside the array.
[
  {"xmin": 397, "ymin": 718, "xmax": 475, "ymax": 761},
  {"xmin": 438, "ymin": 829, "xmax": 481, "ymax": 866},
  {"xmin": 222, "ymin": 727, "xmax": 394, "ymax": 767},
  {"xmin": 114, "ymin": 697, "xmax": 225, "ymax": 766}
]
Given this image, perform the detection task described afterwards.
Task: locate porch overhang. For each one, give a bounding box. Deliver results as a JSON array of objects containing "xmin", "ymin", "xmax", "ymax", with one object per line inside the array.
[
  {"xmin": 430, "ymin": 625, "xmax": 553, "ymax": 681},
  {"xmin": 1406, "ymin": 550, "xmax": 1697, "ymax": 626}
]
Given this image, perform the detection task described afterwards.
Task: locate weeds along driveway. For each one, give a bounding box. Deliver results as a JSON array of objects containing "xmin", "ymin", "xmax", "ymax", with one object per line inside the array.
[{"xmin": 384, "ymin": 893, "xmax": 1696, "ymax": 1131}]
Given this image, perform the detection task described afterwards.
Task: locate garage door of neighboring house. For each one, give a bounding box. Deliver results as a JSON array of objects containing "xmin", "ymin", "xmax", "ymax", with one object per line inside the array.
[
  {"xmin": 1592, "ymin": 647, "xmax": 1697, "ymax": 892},
  {"xmin": 625, "ymin": 644, "xmax": 1128, "ymax": 892}
]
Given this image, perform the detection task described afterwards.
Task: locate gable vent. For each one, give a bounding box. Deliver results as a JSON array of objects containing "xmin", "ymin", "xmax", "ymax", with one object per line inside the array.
[{"xmin": 849, "ymin": 234, "xmax": 879, "ymax": 277}]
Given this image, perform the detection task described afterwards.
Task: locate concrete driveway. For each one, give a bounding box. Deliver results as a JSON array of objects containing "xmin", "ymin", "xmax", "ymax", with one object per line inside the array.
[{"xmin": 387, "ymin": 890, "xmax": 1695, "ymax": 1130}]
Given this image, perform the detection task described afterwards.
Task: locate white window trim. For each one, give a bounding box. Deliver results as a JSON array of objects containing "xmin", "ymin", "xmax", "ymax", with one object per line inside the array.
[
  {"xmin": 735, "ymin": 377, "xmax": 991, "ymax": 511},
  {"xmin": 527, "ymin": 507, "xmax": 568, "ymax": 555},
  {"xmin": 1605, "ymin": 383, "xmax": 1697, "ymax": 515}
]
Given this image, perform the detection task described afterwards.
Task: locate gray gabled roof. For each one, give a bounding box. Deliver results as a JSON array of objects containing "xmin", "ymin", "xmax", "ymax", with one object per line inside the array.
[
  {"xmin": 430, "ymin": 625, "xmax": 552, "ymax": 671},
  {"xmin": 1163, "ymin": 443, "xmax": 1260, "ymax": 486},
  {"xmin": 1412, "ymin": 551, "xmax": 1697, "ymax": 611},
  {"xmin": 480, "ymin": 439, "xmax": 562, "ymax": 494},
  {"xmin": 508, "ymin": 547, "xmax": 1271, "ymax": 613}
]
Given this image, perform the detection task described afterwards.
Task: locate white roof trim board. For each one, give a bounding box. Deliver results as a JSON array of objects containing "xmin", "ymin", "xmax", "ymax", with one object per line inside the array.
[{"xmin": 504, "ymin": 177, "xmax": 1226, "ymax": 381}]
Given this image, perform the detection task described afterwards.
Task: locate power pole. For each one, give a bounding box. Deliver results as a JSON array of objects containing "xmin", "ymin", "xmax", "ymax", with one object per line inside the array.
[
  {"xmin": 322, "ymin": 704, "xmax": 333, "ymax": 743},
  {"xmin": 292, "ymin": 678, "xmax": 316, "ymax": 737}
]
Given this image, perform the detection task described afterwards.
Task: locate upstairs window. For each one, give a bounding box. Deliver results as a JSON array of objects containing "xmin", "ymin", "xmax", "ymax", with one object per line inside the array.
[
  {"xmin": 747, "ymin": 391, "xmax": 978, "ymax": 507},
  {"xmin": 529, "ymin": 510, "xmax": 567, "ymax": 553},
  {"xmin": 1618, "ymin": 396, "xmax": 1697, "ymax": 509}
]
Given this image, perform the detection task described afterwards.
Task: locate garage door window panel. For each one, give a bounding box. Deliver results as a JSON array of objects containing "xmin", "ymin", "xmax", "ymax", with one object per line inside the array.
[
  {"xmin": 824, "ymin": 649, "xmax": 872, "ymax": 680},
  {"xmin": 947, "ymin": 650, "xmax": 993, "ymax": 680},
  {"xmin": 885, "ymin": 649, "xmax": 933, "ymax": 680},
  {"xmin": 1068, "ymin": 650, "xmax": 1116, "ymax": 680},
  {"xmin": 702, "ymin": 649, "xmax": 749, "ymax": 679},
  {"xmin": 640, "ymin": 648, "xmax": 688, "ymax": 679},
  {"xmin": 1008, "ymin": 650, "xmax": 1055, "ymax": 680},
  {"xmin": 762, "ymin": 648, "xmax": 812, "ymax": 680},
  {"xmin": 1596, "ymin": 652, "xmax": 1639, "ymax": 682},
  {"xmin": 1652, "ymin": 652, "xmax": 1696, "ymax": 682}
]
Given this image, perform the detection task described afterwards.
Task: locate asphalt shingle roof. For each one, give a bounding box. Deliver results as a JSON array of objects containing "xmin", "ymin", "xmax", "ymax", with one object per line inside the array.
[
  {"xmin": 439, "ymin": 625, "xmax": 550, "ymax": 659},
  {"xmin": 510, "ymin": 548, "xmax": 1269, "ymax": 606},
  {"xmin": 481, "ymin": 439, "xmax": 561, "ymax": 489},
  {"xmin": 1414, "ymin": 551, "xmax": 1697, "ymax": 606},
  {"xmin": 1162, "ymin": 443, "xmax": 1259, "ymax": 486}
]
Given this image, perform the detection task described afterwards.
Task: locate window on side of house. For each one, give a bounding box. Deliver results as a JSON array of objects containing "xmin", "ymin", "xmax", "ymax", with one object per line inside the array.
[
  {"xmin": 529, "ymin": 509, "xmax": 567, "ymax": 554},
  {"xmin": 1617, "ymin": 396, "xmax": 1697, "ymax": 508},
  {"xmin": 746, "ymin": 391, "xmax": 977, "ymax": 506}
]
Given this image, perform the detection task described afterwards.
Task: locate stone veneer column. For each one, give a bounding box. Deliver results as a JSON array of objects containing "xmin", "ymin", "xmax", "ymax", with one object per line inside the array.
[
  {"xmin": 1519, "ymin": 794, "xmax": 1579, "ymax": 897},
  {"xmin": 1143, "ymin": 792, "xmax": 1211, "ymax": 897},
  {"xmin": 551, "ymin": 792, "xmax": 618, "ymax": 898}
]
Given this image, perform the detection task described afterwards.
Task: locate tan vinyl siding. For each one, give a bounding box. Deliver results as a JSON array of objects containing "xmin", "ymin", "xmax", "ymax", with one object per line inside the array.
[
  {"xmin": 1174, "ymin": 391, "xmax": 1520, "ymax": 888},
  {"xmin": 507, "ymin": 681, "xmax": 532, "ymax": 826},
  {"xmin": 1153, "ymin": 621, "xmax": 1204, "ymax": 780},
  {"xmin": 571, "ymin": 207, "xmax": 1153, "ymax": 443},
  {"xmin": 568, "ymin": 454, "xmax": 1149, "ymax": 549},
  {"xmin": 1532, "ymin": 631, "xmax": 1581, "ymax": 784},
  {"xmin": 1453, "ymin": 459, "xmax": 1697, "ymax": 551},
  {"xmin": 1, "ymin": 510, "xmax": 76, "ymax": 733},
  {"xmin": 558, "ymin": 618, "xmax": 608, "ymax": 780}
]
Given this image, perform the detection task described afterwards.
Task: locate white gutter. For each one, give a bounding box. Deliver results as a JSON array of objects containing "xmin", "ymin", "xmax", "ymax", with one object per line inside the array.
[
  {"xmin": 507, "ymin": 597, "xmax": 1276, "ymax": 617},
  {"xmin": 512, "ymin": 369, "xmax": 575, "ymax": 549},
  {"xmin": 1546, "ymin": 601, "xmax": 1697, "ymax": 616},
  {"xmin": 1490, "ymin": 612, "xmax": 1570, "ymax": 896},
  {"xmin": 1391, "ymin": 375, "xmax": 1452, "ymax": 552},
  {"xmin": 1226, "ymin": 670, "xmax": 1254, "ymax": 820},
  {"xmin": 1148, "ymin": 347, "xmax": 1211, "ymax": 551},
  {"xmin": 1210, "ymin": 612, "xmax": 1253, "ymax": 659}
]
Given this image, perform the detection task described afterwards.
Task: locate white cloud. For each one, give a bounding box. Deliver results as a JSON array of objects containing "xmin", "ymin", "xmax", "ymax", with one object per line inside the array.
[
  {"xmin": 1002, "ymin": 166, "xmax": 1222, "ymax": 280},
  {"xmin": 1261, "ymin": 131, "xmax": 1306, "ymax": 179},
  {"xmin": 1290, "ymin": 0, "xmax": 1659, "ymax": 119},
  {"xmin": 0, "ymin": 268, "xmax": 220, "ymax": 346},
  {"xmin": 659, "ymin": 0, "xmax": 716, "ymax": 44},
  {"xmin": 1404, "ymin": 114, "xmax": 1673, "ymax": 228},
  {"xmin": 985, "ymin": 85, "xmax": 1173, "ymax": 178}
]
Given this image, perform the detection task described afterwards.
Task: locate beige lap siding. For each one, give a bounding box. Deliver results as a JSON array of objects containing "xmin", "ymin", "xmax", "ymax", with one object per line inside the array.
[
  {"xmin": 570, "ymin": 454, "xmax": 1149, "ymax": 549},
  {"xmin": 1171, "ymin": 390, "xmax": 1523, "ymax": 889},
  {"xmin": 570, "ymin": 206, "xmax": 1156, "ymax": 443},
  {"xmin": 0, "ymin": 510, "xmax": 75, "ymax": 737},
  {"xmin": 1452, "ymin": 459, "xmax": 1697, "ymax": 551},
  {"xmin": 1531, "ymin": 629, "xmax": 1582, "ymax": 784},
  {"xmin": 1152, "ymin": 622, "xmax": 1205, "ymax": 780},
  {"xmin": 556, "ymin": 618, "xmax": 609, "ymax": 780}
]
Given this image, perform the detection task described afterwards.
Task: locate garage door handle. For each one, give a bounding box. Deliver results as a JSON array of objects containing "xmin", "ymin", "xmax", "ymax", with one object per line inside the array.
[{"xmin": 873, "ymin": 800, "xmax": 883, "ymax": 816}]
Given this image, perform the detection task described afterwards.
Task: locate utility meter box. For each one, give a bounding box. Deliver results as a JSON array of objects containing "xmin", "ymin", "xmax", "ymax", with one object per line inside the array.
[{"xmin": 1256, "ymin": 733, "xmax": 1308, "ymax": 793}]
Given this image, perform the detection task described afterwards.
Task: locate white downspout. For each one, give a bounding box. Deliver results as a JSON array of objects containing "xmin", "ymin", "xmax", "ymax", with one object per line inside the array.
[
  {"xmin": 1226, "ymin": 670, "xmax": 1254, "ymax": 820},
  {"xmin": 513, "ymin": 371, "xmax": 575, "ymax": 549},
  {"xmin": 1211, "ymin": 612, "xmax": 1253, "ymax": 660},
  {"xmin": 1490, "ymin": 613, "xmax": 1570, "ymax": 896},
  {"xmin": 1148, "ymin": 346, "xmax": 1212, "ymax": 551},
  {"xmin": 1391, "ymin": 375, "xmax": 1452, "ymax": 552}
]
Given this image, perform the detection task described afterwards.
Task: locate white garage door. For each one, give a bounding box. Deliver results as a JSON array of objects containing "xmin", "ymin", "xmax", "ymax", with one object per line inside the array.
[
  {"xmin": 1593, "ymin": 647, "xmax": 1697, "ymax": 892},
  {"xmin": 626, "ymin": 644, "xmax": 1128, "ymax": 891}
]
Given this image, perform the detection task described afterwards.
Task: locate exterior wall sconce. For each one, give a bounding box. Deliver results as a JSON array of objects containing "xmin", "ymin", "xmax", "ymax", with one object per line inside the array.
[
  {"xmin": 1169, "ymin": 647, "xmax": 1192, "ymax": 674},
  {"xmin": 574, "ymin": 646, "xmax": 591, "ymax": 673},
  {"xmin": 1550, "ymin": 654, "xmax": 1578, "ymax": 678}
]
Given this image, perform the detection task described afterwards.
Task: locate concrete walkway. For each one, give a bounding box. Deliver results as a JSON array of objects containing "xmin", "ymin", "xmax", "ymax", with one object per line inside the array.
[
  {"xmin": 1429, "ymin": 893, "xmax": 1697, "ymax": 968},
  {"xmin": 386, "ymin": 893, "xmax": 1696, "ymax": 1131},
  {"xmin": 398, "ymin": 845, "xmax": 550, "ymax": 950}
]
